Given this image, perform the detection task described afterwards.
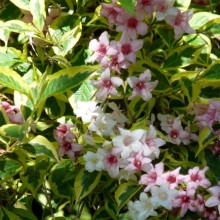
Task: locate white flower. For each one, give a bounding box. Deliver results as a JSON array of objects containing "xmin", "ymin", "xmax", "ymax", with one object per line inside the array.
[
  {"xmin": 205, "ymin": 186, "xmax": 220, "ymax": 213},
  {"xmin": 73, "ymin": 101, "xmax": 101, "ymax": 123},
  {"xmin": 112, "ymin": 128, "xmax": 145, "ymax": 159},
  {"xmin": 151, "ymin": 183, "xmax": 178, "ymax": 210},
  {"xmin": 132, "ymin": 192, "xmax": 158, "ymax": 220},
  {"xmin": 83, "ymin": 151, "xmax": 105, "ymax": 172},
  {"xmin": 88, "ymin": 113, "xmax": 117, "ymax": 136}
]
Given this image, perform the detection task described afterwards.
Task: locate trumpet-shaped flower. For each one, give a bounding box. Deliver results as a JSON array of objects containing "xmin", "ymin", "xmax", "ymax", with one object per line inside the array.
[
  {"xmin": 127, "ymin": 69, "xmax": 158, "ymax": 101},
  {"xmin": 139, "ymin": 162, "xmax": 164, "ymax": 192},
  {"xmin": 112, "ymin": 128, "xmax": 145, "ymax": 159},
  {"xmin": 88, "ymin": 112, "xmax": 117, "ymax": 137},
  {"xmin": 73, "ymin": 101, "xmax": 101, "ymax": 123},
  {"xmin": 117, "ymin": 33, "xmax": 143, "ymax": 64},
  {"xmin": 83, "ymin": 150, "xmax": 105, "ymax": 172},
  {"xmin": 151, "ymin": 183, "xmax": 178, "ymax": 210},
  {"xmin": 140, "ymin": 125, "xmax": 166, "ymax": 159},
  {"xmin": 116, "ymin": 11, "xmax": 148, "ymax": 39},
  {"xmin": 165, "ymin": 9, "xmax": 195, "ymax": 39},
  {"xmin": 91, "ymin": 68, "xmax": 123, "ymax": 100},
  {"xmin": 128, "ymin": 192, "xmax": 158, "ymax": 220},
  {"xmin": 87, "ymin": 31, "xmax": 118, "ymax": 66}
]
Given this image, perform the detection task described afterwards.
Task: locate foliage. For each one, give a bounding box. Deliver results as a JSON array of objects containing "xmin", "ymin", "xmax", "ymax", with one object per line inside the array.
[{"xmin": 0, "ymin": 0, "xmax": 220, "ymax": 219}]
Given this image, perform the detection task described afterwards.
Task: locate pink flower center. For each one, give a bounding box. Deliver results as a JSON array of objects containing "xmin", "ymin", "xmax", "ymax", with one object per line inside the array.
[
  {"xmin": 121, "ymin": 44, "xmax": 132, "ymax": 55},
  {"xmin": 190, "ymin": 172, "xmax": 202, "ymax": 182},
  {"xmin": 107, "ymin": 154, "xmax": 118, "ymax": 165},
  {"xmin": 170, "ymin": 130, "xmax": 179, "ymax": 139},
  {"xmin": 98, "ymin": 44, "xmax": 107, "ymax": 55},
  {"xmin": 182, "ymin": 195, "xmax": 190, "ymax": 203},
  {"xmin": 149, "ymin": 171, "xmax": 157, "ymax": 183},
  {"xmin": 103, "ymin": 80, "xmax": 113, "ymax": 89},
  {"xmin": 63, "ymin": 142, "xmax": 72, "ymax": 151},
  {"xmin": 134, "ymin": 159, "xmax": 142, "ymax": 170},
  {"xmin": 174, "ymin": 14, "xmax": 184, "ymax": 26},
  {"xmin": 158, "ymin": 4, "xmax": 167, "ymax": 12},
  {"xmin": 167, "ymin": 175, "xmax": 176, "ymax": 184},
  {"xmin": 142, "ymin": 0, "xmax": 151, "ymax": 6},
  {"xmin": 109, "ymin": 8, "xmax": 118, "ymax": 18},
  {"xmin": 135, "ymin": 81, "xmax": 146, "ymax": 91},
  {"xmin": 127, "ymin": 17, "xmax": 138, "ymax": 29}
]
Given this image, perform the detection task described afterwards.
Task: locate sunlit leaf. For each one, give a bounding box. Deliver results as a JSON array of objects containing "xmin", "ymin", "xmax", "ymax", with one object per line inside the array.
[{"xmin": 30, "ymin": 0, "xmax": 46, "ymax": 32}]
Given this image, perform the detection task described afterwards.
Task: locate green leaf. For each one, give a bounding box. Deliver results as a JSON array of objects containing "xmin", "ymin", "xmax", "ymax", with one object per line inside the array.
[
  {"xmin": 0, "ymin": 106, "xmax": 10, "ymax": 126},
  {"xmin": 0, "ymin": 207, "xmax": 22, "ymax": 220},
  {"xmin": 23, "ymin": 135, "xmax": 59, "ymax": 161},
  {"xmin": 128, "ymin": 98, "xmax": 148, "ymax": 120},
  {"xmin": 163, "ymin": 45, "xmax": 202, "ymax": 69},
  {"xmin": 0, "ymin": 47, "xmax": 23, "ymax": 67},
  {"xmin": 52, "ymin": 21, "xmax": 82, "ymax": 56},
  {"xmin": 0, "ymin": 124, "xmax": 26, "ymax": 141},
  {"xmin": 175, "ymin": 0, "xmax": 191, "ymax": 9},
  {"xmin": 38, "ymin": 65, "xmax": 98, "ymax": 103},
  {"xmin": 9, "ymin": 208, "xmax": 38, "ymax": 220},
  {"xmin": 196, "ymin": 127, "xmax": 215, "ymax": 157},
  {"xmin": 45, "ymin": 96, "xmax": 66, "ymax": 119},
  {"xmin": 2, "ymin": 20, "xmax": 37, "ymax": 33},
  {"xmin": 20, "ymin": 156, "xmax": 50, "ymax": 196},
  {"xmin": 198, "ymin": 60, "xmax": 220, "ymax": 87},
  {"xmin": 104, "ymin": 192, "xmax": 118, "ymax": 220},
  {"xmin": 74, "ymin": 169, "xmax": 102, "ymax": 202},
  {"xmin": 189, "ymin": 12, "xmax": 220, "ymax": 30},
  {"xmin": 92, "ymin": 207, "xmax": 112, "ymax": 220},
  {"xmin": 9, "ymin": 0, "xmax": 30, "ymax": 11},
  {"xmin": 0, "ymin": 67, "xmax": 32, "ymax": 99},
  {"xmin": 30, "ymin": 0, "xmax": 46, "ymax": 32},
  {"xmin": 115, "ymin": 182, "xmax": 141, "ymax": 211},
  {"xmin": 48, "ymin": 159, "xmax": 78, "ymax": 199},
  {"xmin": 0, "ymin": 159, "xmax": 22, "ymax": 183},
  {"xmin": 205, "ymin": 150, "xmax": 220, "ymax": 180},
  {"xmin": 179, "ymin": 77, "xmax": 201, "ymax": 103},
  {"xmin": 119, "ymin": 0, "xmax": 135, "ymax": 16},
  {"xmin": 68, "ymin": 80, "xmax": 96, "ymax": 108}
]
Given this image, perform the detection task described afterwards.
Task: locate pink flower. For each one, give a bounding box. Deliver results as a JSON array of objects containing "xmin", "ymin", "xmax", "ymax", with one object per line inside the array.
[
  {"xmin": 140, "ymin": 125, "xmax": 166, "ymax": 159},
  {"xmin": 54, "ymin": 124, "xmax": 83, "ymax": 161},
  {"xmin": 127, "ymin": 69, "xmax": 158, "ymax": 101},
  {"xmin": 185, "ymin": 166, "xmax": 211, "ymax": 190},
  {"xmin": 172, "ymin": 189, "xmax": 195, "ymax": 217},
  {"xmin": 125, "ymin": 152, "xmax": 151, "ymax": 172},
  {"xmin": 165, "ymin": 9, "xmax": 195, "ymax": 39},
  {"xmin": 116, "ymin": 11, "xmax": 148, "ymax": 39},
  {"xmin": 160, "ymin": 167, "xmax": 186, "ymax": 189},
  {"xmin": 1, "ymin": 101, "xmax": 24, "ymax": 124},
  {"xmin": 91, "ymin": 68, "xmax": 123, "ymax": 100},
  {"xmin": 117, "ymin": 33, "xmax": 143, "ymax": 64},
  {"xmin": 87, "ymin": 31, "xmax": 117, "ymax": 66},
  {"xmin": 139, "ymin": 162, "xmax": 164, "ymax": 192},
  {"xmin": 155, "ymin": 0, "xmax": 176, "ymax": 21},
  {"xmin": 100, "ymin": 3, "xmax": 124, "ymax": 27},
  {"xmin": 205, "ymin": 185, "xmax": 220, "ymax": 214},
  {"xmin": 190, "ymin": 194, "xmax": 205, "ymax": 213},
  {"xmin": 136, "ymin": 0, "xmax": 161, "ymax": 18}
]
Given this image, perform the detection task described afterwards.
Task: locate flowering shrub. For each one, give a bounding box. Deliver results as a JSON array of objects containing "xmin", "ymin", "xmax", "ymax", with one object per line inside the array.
[{"xmin": 0, "ymin": 0, "xmax": 220, "ymax": 219}]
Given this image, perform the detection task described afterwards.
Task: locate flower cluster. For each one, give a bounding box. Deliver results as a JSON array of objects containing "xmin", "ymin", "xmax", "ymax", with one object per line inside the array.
[
  {"xmin": 190, "ymin": 100, "xmax": 220, "ymax": 136},
  {"xmin": 54, "ymin": 123, "xmax": 83, "ymax": 161}
]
